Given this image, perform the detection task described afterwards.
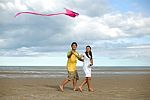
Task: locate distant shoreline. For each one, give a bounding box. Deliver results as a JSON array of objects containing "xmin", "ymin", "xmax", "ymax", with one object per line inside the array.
[
  {"xmin": 0, "ymin": 66, "xmax": 150, "ymax": 68},
  {"xmin": 0, "ymin": 66, "xmax": 150, "ymax": 78}
]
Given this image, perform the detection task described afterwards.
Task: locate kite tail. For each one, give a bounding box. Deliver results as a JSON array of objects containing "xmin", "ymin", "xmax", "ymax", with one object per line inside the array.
[{"xmin": 15, "ymin": 12, "xmax": 66, "ymax": 17}]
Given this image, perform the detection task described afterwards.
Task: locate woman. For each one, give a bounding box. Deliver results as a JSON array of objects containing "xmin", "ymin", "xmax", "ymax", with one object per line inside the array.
[{"xmin": 78, "ymin": 45, "xmax": 94, "ymax": 92}]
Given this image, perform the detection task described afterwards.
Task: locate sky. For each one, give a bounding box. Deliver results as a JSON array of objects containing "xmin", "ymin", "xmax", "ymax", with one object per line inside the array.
[{"xmin": 0, "ymin": 0, "xmax": 150, "ymax": 66}]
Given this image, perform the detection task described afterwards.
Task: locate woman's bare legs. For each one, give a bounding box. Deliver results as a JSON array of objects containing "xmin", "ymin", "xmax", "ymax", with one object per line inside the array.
[
  {"xmin": 87, "ymin": 77, "xmax": 94, "ymax": 92},
  {"xmin": 78, "ymin": 77, "xmax": 88, "ymax": 92}
]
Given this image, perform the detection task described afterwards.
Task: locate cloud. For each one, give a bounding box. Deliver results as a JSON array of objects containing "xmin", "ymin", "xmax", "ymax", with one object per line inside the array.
[
  {"xmin": 0, "ymin": 0, "xmax": 27, "ymax": 11},
  {"xmin": 92, "ymin": 38, "xmax": 150, "ymax": 60},
  {"xmin": 0, "ymin": 0, "xmax": 150, "ymax": 63},
  {"xmin": 0, "ymin": 46, "xmax": 49, "ymax": 57},
  {"xmin": 70, "ymin": 12, "xmax": 150, "ymax": 40},
  {"xmin": 127, "ymin": 45, "xmax": 150, "ymax": 49}
]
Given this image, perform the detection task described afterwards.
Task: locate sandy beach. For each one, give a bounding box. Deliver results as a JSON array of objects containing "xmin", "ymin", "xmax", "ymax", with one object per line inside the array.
[{"xmin": 0, "ymin": 75, "xmax": 150, "ymax": 100}]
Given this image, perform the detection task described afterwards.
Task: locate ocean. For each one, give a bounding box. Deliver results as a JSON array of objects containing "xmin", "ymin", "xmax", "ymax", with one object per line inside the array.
[{"xmin": 0, "ymin": 66, "xmax": 150, "ymax": 78}]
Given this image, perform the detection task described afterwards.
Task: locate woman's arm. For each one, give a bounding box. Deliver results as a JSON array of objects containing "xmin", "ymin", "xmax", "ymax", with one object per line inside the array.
[{"xmin": 90, "ymin": 59, "xmax": 93, "ymax": 66}]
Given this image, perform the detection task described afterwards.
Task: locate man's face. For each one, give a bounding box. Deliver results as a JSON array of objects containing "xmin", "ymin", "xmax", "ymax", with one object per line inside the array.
[{"xmin": 71, "ymin": 44, "xmax": 77, "ymax": 50}]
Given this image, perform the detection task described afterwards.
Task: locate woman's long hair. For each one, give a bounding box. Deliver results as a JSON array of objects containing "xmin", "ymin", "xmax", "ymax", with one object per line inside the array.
[{"xmin": 85, "ymin": 46, "xmax": 93, "ymax": 60}]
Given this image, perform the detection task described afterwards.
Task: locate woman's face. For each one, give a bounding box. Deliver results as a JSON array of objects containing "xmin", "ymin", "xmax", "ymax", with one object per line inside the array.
[{"xmin": 86, "ymin": 47, "xmax": 91, "ymax": 53}]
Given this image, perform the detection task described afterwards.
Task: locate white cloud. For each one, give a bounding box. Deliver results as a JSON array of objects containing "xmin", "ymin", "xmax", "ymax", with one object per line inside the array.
[
  {"xmin": 0, "ymin": 39, "xmax": 7, "ymax": 47},
  {"xmin": 0, "ymin": 0, "xmax": 150, "ymax": 66},
  {"xmin": 0, "ymin": 0, "xmax": 68, "ymax": 12},
  {"xmin": 127, "ymin": 45, "xmax": 150, "ymax": 49},
  {"xmin": 1, "ymin": 0, "xmax": 149, "ymax": 41},
  {"xmin": 0, "ymin": 47, "xmax": 48, "ymax": 57},
  {"xmin": 70, "ymin": 12, "xmax": 150, "ymax": 40},
  {"xmin": 0, "ymin": 0, "xmax": 28, "ymax": 11},
  {"xmin": 0, "ymin": 3, "xmax": 6, "ymax": 9}
]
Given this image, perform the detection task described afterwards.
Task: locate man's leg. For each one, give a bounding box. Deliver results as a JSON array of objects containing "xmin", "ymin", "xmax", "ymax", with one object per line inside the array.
[
  {"xmin": 59, "ymin": 79, "xmax": 69, "ymax": 92},
  {"xmin": 73, "ymin": 79, "xmax": 77, "ymax": 91},
  {"xmin": 73, "ymin": 70, "xmax": 79, "ymax": 91}
]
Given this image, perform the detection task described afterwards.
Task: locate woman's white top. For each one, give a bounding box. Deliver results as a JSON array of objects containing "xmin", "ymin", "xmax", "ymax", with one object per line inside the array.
[{"xmin": 82, "ymin": 53, "xmax": 92, "ymax": 77}]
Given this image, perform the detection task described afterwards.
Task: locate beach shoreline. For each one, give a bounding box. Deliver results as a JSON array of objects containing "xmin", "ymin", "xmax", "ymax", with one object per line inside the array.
[
  {"xmin": 0, "ymin": 75, "xmax": 150, "ymax": 100},
  {"xmin": 0, "ymin": 66, "xmax": 150, "ymax": 79}
]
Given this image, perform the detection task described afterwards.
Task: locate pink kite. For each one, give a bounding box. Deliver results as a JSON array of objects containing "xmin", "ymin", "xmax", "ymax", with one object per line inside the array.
[{"xmin": 15, "ymin": 8, "xmax": 79, "ymax": 18}]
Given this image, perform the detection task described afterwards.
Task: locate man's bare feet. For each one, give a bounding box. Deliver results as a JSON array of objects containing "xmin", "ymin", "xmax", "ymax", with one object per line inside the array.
[
  {"xmin": 59, "ymin": 85, "xmax": 64, "ymax": 92},
  {"xmin": 73, "ymin": 88, "xmax": 78, "ymax": 91},
  {"xmin": 78, "ymin": 86, "xmax": 82, "ymax": 92}
]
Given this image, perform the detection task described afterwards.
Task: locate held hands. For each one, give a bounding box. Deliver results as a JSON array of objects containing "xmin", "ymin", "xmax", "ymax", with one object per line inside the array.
[
  {"xmin": 80, "ymin": 54, "xmax": 84, "ymax": 58},
  {"xmin": 79, "ymin": 54, "xmax": 84, "ymax": 62},
  {"xmin": 71, "ymin": 51, "xmax": 84, "ymax": 61}
]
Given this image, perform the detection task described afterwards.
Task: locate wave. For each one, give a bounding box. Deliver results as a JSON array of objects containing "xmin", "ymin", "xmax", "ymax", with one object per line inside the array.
[{"xmin": 0, "ymin": 66, "xmax": 150, "ymax": 78}]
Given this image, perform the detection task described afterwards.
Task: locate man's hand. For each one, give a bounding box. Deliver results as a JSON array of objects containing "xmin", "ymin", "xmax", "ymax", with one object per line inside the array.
[
  {"xmin": 72, "ymin": 51, "xmax": 78, "ymax": 57},
  {"xmin": 71, "ymin": 50, "xmax": 75, "ymax": 54}
]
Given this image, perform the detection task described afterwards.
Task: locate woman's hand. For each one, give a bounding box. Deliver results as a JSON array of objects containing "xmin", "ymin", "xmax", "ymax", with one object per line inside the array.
[{"xmin": 88, "ymin": 64, "xmax": 91, "ymax": 68}]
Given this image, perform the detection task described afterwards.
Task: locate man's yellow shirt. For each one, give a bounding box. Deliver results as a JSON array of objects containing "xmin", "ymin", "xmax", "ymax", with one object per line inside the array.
[{"xmin": 67, "ymin": 50, "xmax": 79, "ymax": 72}]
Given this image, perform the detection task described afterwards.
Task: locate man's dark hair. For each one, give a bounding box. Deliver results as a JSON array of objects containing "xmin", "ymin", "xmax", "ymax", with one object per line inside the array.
[{"xmin": 71, "ymin": 42, "xmax": 78, "ymax": 46}]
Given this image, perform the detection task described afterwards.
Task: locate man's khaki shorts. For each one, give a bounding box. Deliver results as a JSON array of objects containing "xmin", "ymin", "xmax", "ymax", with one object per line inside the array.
[{"xmin": 67, "ymin": 70, "xmax": 79, "ymax": 81}]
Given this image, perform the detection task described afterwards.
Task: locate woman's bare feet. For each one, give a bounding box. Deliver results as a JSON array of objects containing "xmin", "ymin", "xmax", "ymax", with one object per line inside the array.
[
  {"xmin": 78, "ymin": 86, "xmax": 83, "ymax": 92},
  {"xmin": 88, "ymin": 88, "xmax": 94, "ymax": 92},
  {"xmin": 59, "ymin": 85, "xmax": 64, "ymax": 92}
]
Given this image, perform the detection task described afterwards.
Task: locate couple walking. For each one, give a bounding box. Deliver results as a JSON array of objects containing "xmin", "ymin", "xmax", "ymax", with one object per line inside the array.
[{"xmin": 59, "ymin": 42, "xmax": 94, "ymax": 92}]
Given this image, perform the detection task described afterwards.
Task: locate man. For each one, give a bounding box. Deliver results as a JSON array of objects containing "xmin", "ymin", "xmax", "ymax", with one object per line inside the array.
[{"xmin": 59, "ymin": 42, "xmax": 82, "ymax": 92}]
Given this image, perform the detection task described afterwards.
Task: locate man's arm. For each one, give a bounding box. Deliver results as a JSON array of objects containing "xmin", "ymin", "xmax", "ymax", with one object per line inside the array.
[
  {"xmin": 74, "ymin": 52, "xmax": 84, "ymax": 61},
  {"xmin": 67, "ymin": 50, "xmax": 72, "ymax": 58},
  {"xmin": 78, "ymin": 57, "xmax": 84, "ymax": 62}
]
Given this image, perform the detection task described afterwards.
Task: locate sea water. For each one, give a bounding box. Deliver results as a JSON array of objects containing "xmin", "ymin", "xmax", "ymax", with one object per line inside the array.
[{"xmin": 0, "ymin": 66, "xmax": 150, "ymax": 78}]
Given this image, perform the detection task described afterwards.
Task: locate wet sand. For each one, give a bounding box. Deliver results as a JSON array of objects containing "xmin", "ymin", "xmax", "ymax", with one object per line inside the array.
[{"xmin": 0, "ymin": 75, "xmax": 150, "ymax": 100}]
